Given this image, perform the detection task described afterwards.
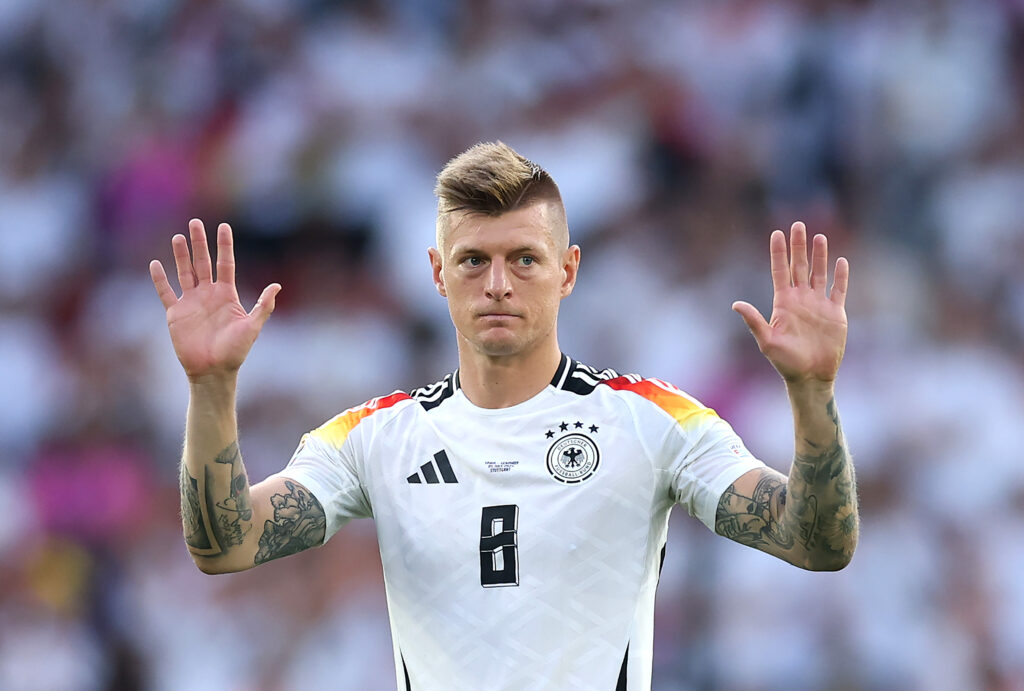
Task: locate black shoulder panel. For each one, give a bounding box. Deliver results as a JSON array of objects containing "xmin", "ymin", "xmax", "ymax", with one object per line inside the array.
[
  {"xmin": 559, "ymin": 358, "xmax": 624, "ymax": 396},
  {"xmin": 409, "ymin": 372, "xmax": 457, "ymax": 411}
]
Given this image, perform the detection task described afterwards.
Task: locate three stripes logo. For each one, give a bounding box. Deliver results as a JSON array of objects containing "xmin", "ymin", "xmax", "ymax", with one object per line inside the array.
[{"xmin": 407, "ymin": 450, "xmax": 459, "ymax": 484}]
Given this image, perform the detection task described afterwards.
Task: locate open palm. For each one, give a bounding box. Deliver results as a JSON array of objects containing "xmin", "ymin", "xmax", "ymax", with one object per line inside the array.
[
  {"xmin": 733, "ymin": 222, "xmax": 849, "ymax": 385},
  {"xmin": 150, "ymin": 219, "xmax": 281, "ymax": 380}
]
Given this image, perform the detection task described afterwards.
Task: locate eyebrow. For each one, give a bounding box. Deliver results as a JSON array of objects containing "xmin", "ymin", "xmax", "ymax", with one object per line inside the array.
[{"xmin": 451, "ymin": 244, "xmax": 543, "ymax": 257}]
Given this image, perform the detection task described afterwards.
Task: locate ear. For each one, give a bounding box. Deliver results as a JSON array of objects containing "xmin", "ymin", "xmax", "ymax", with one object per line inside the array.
[
  {"xmin": 560, "ymin": 245, "xmax": 581, "ymax": 299},
  {"xmin": 428, "ymin": 247, "xmax": 447, "ymax": 297}
]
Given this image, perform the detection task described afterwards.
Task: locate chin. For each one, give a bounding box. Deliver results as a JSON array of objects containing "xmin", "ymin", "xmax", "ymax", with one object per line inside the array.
[
  {"xmin": 473, "ymin": 333, "xmax": 526, "ymax": 357},
  {"xmin": 476, "ymin": 340, "xmax": 522, "ymax": 357}
]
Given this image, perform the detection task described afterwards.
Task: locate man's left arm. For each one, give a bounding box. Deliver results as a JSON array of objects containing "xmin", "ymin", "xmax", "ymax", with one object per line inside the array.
[
  {"xmin": 716, "ymin": 222, "xmax": 858, "ymax": 571},
  {"xmin": 715, "ymin": 383, "xmax": 856, "ymax": 570}
]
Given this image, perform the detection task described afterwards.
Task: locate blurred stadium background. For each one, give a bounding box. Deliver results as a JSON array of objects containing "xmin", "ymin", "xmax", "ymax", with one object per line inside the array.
[{"xmin": 2, "ymin": 0, "xmax": 1024, "ymax": 689}]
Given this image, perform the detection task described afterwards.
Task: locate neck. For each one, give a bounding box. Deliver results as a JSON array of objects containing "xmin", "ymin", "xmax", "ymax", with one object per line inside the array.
[{"xmin": 456, "ymin": 340, "xmax": 563, "ymax": 409}]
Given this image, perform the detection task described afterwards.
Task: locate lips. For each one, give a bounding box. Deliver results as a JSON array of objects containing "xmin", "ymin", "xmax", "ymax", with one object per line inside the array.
[{"xmin": 478, "ymin": 312, "xmax": 521, "ymax": 321}]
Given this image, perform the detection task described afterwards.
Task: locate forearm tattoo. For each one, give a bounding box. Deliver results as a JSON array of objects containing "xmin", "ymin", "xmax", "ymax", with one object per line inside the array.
[
  {"xmin": 212, "ymin": 442, "xmax": 252, "ymax": 547},
  {"xmin": 716, "ymin": 398, "xmax": 858, "ymax": 568},
  {"xmin": 179, "ymin": 442, "xmax": 253, "ymax": 557},
  {"xmin": 254, "ymin": 481, "xmax": 326, "ymax": 565},
  {"xmin": 715, "ymin": 474, "xmax": 796, "ymax": 551},
  {"xmin": 181, "ymin": 466, "xmax": 210, "ymax": 551}
]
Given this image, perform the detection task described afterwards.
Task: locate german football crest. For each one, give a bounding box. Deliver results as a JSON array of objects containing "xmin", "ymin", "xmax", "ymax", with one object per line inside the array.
[{"xmin": 544, "ymin": 422, "xmax": 600, "ymax": 484}]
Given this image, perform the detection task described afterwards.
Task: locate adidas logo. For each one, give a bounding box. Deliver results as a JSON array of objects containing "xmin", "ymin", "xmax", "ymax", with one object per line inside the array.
[{"xmin": 407, "ymin": 450, "xmax": 459, "ymax": 484}]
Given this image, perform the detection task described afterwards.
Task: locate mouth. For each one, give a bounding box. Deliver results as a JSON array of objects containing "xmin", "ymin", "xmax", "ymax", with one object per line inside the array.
[{"xmin": 478, "ymin": 312, "xmax": 521, "ymax": 320}]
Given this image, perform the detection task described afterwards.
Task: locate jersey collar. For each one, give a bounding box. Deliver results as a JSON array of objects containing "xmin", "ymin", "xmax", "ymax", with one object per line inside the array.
[{"xmin": 452, "ymin": 353, "xmax": 571, "ymax": 392}]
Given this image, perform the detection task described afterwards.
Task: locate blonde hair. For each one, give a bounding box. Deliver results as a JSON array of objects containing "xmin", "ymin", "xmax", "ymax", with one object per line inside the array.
[{"xmin": 434, "ymin": 141, "xmax": 567, "ymax": 249}]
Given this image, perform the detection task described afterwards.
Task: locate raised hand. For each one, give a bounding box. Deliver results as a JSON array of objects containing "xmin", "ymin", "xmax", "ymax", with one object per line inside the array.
[
  {"xmin": 150, "ymin": 219, "xmax": 281, "ymax": 381},
  {"xmin": 732, "ymin": 222, "xmax": 849, "ymax": 386}
]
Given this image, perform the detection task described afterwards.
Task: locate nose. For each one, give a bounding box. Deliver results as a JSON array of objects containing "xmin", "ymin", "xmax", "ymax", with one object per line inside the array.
[{"xmin": 484, "ymin": 260, "xmax": 512, "ymax": 300}]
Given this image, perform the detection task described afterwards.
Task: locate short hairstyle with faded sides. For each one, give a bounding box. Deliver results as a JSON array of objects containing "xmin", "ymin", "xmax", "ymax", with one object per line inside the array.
[{"xmin": 434, "ymin": 141, "xmax": 567, "ymax": 249}]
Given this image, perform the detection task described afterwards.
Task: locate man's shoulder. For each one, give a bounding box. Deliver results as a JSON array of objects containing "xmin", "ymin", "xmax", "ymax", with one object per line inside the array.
[
  {"xmin": 321, "ymin": 371, "xmax": 458, "ymax": 430},
  {"xmin": 562, "ymin": 357, "xmax": 710, "ymax": 421},
  {"xmin": 308, "ymin": 390, "xmax": 419, "ymax": 446},
  {"xmin": 559, "ymin": 358, "xmax": 687, "ymax": 398},
  {"xmin": 407, "ymin": 371, "xmax": 459, "ymax": 411},
  {"xmin": 556, "ymin": 358, "xmax": 629, "ymax": 396}
]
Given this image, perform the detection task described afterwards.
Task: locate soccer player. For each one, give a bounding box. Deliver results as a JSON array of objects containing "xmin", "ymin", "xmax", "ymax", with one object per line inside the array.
[{"xmin": 149, "ymin": 142, "xmax": 857, "ymax": 690}]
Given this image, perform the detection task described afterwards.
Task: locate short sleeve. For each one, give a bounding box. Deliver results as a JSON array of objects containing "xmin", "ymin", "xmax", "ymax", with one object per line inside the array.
[
  {"xmin": 606, "ymin": 377, "xmax": 765, "ymax": 532},
  {"xmin": 667, "ymin": 413, "xmax": 765, "ymax": 531},
  {"xmin": 268, "ymin": 429, "xmax": 373, "ymax": 543}
]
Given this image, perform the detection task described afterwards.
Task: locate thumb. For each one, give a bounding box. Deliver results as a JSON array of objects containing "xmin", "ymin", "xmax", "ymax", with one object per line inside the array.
[
  {"xmin": 249, "ymin": 283, "xmax": 282, "ymax": 328},
  {"xmin": 732, "ymin": 300, "xmax": 770, "ymax": 347}
]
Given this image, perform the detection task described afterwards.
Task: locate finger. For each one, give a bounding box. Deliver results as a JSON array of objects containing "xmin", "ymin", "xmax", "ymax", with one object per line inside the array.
[
  {"xmin": 248, "ymin": 283, "xmax": 282, "ymax": 329},
  {"xmin": 172, "ymin": 233, "xmax": 196, "ymax": 291},
  {"xmin": 830, "ymin": 257, "xmax": 849, "ymax": 307},
  {"xmin": 732, "ymin": 301, "xmax": 771, "ymax": 348},
  {"xmin": 789, "ymin": 221, "xmax": 809, "ymax": 287},
  {"xmin": 189, "ymin": 218, "xmax": 214, "ymax": 284},
  {"xmin": 769, "ymin": 229, "xmax": 790, "ymax": 292},
  {"xmin": 149, "ymin": 260, "xmax": 178, "ymax": 309},
  {"xmin": 809, "ymin": 234, "xmax": 828, "ymax": 292},
  {"xmin": 216, "ymin": 223, "xmax": 235, "ymax": 286}
]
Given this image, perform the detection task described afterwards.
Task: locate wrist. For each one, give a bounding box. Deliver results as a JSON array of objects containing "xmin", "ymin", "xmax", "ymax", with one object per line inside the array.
[
  {"xmin": 185, "ymin": 373, "xmax": 239, "ymax": 446},
  {"xmin": 188, "ymin": 371, "xmax": 240, "ymax": 401},
  {"xmin": 785, "ymin": 377, "xmax": 842, "ymax": 448},
  {"xmin": 783, "ymin": 376, "xmax": 835, "ymax": 401}
]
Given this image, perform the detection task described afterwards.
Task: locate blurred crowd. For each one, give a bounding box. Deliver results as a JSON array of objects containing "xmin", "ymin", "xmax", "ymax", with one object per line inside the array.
[{"xmin": 2, "ymin": 0, "xmax": 1024, "ymax": 689}]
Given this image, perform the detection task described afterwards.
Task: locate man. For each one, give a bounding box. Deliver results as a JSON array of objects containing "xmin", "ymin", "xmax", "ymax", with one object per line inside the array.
[{"xmin": 150, "ymin": 141, "xmax": 857, "ymax": 690}]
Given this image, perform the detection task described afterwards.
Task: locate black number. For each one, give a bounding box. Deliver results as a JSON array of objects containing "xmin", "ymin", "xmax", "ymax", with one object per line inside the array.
[{"xmin": 480, "ymin": 505, "xmax": 519, "ymax": 587}]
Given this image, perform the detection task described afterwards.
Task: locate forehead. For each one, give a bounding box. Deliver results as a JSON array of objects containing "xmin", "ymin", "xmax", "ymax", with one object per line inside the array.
[{"xmin": 443, "ymin": 204, "xmax": 560, "ymax": 256}]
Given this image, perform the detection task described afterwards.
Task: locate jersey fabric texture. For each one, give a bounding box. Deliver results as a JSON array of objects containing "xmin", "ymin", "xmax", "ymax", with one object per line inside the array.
[{"xmin": 273, "ymin": 355, "xmax": 766, "ymax": 690}]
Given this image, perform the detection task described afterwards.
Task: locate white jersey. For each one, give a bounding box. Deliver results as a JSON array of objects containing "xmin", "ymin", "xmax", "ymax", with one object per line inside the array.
[{"xmin": 275, "ymin": 355, "xmax": 765, "ymax": 690}]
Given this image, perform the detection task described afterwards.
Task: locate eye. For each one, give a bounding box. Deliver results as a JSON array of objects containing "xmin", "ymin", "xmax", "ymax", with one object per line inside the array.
[
  {"xmin": 517, "ymin": 256, "xmax": 535, "ymax": 267},
  {"xmin": 462, "ymin": 256, "xmax": 484, "ymax": 268}
]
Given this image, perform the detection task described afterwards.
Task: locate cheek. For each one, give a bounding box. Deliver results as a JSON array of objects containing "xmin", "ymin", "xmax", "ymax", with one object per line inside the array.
[
  {"xmin": 538, "ymin": 280, "xmax": 565, "ymax": 310},
  {"xmin": 440, "ymin": 274, "xmax": 466, "ymax": 301},
  {"xmin": 450, "ymin": 282, "xmax": 475, "ymax": 305},
  {"xmin": 443, "ymin": 283, "xmax": 475, "ymax": 319}
]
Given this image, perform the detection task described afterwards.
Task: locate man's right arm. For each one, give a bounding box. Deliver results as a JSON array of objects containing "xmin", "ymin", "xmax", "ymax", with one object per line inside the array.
[
  {"xmin": 151, "ymin": 219, "xmax": 324, "ymax": 573},
  {"xmin": 177, "ymin": 374, "xmax": 326, "ymax": 574}
]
